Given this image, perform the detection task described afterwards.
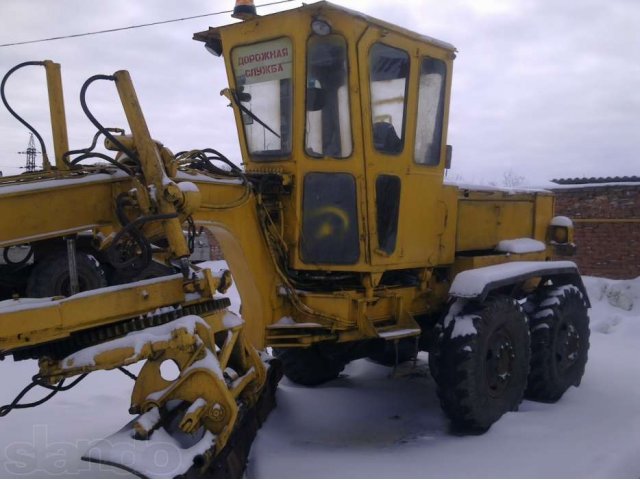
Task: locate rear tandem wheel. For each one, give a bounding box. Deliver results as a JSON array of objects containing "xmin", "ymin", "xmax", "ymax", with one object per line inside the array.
[
  {"xmin": 432, "ymin": 296, "xmax": 530, "ymax": 433},
  {"xmin": 525, "ymin": 284, "xmax": 590, "ymax": 402}
]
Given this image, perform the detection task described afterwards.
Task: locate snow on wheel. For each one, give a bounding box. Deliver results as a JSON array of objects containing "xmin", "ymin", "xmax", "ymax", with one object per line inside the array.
[
  {"xmin": 433, "ymin": 296, "xmax": 530, "ymax": 432},
  {"xmin": 525, "ymin": 284, "xmax": 590, "ymax": 402}
]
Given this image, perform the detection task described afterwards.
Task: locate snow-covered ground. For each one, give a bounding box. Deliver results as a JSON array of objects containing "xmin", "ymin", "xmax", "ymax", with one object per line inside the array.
[{"xmin": 1, "ymin": 269, "xmax": 639, "ymax": 478}]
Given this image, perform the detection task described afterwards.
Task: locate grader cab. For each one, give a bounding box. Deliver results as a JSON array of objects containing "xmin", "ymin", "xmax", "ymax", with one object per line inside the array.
[
  {"xmin": 0, "ymin": 2, "xmax": 589, "ymax": 477},
  {"xmin": 196, "ymin": 3, "xmax": 454, "ymax": 274}
]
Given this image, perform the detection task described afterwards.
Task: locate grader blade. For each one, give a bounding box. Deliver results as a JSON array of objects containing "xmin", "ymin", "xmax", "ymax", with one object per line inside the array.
[
  {"xmin": 82, "ymin": 408, "xmax": 216, "ymax": 479},
  {"xmin": 82, "ymin": 358, "xmax": 282, "ymax": 478}
]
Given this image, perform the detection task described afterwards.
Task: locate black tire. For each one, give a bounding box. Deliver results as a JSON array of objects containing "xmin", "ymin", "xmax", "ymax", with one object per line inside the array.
[
  {"xmin": 26, "ymin": 251, "xmax": 107, "ymax": 297},
  {"xmin": 368, "ymin": 338, "xmax": 416, "ymax": 366},
  {"xmin": 525, "ymin": 284, "xmax": 590, "ymax": 402},
  {"xmin": 275, "ymin": 345, "xmax": 347, "ymax": 386},
  {"xmin": 107, "ymin": 259, "xmax": 176, "ymax": 286},
  {"xmin": 428, "ymin": 324, "xmax": 444, "ymax": 384},
  {"xmin": 433, "ymin": 296, "xmax": 530, "ymax": 432}
]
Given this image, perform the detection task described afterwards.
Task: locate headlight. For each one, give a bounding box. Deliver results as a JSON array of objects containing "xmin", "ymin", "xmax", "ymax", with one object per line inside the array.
[
  {"xmin": 552, "ymin": 226, "xmax": 569, "ymax": 244},
  {"xmin": 548, "ymin": 215, "xmax": 574, "ymax": 244}
]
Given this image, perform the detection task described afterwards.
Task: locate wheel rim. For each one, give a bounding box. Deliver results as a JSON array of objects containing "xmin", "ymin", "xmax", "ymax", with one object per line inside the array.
[
  {"xmin": 485, "ymin": 329, "xmax": 516, "ymax": 397},
  {"xmin": 554, "ymin": 319, "xmax": 580, "ymax": 373}
]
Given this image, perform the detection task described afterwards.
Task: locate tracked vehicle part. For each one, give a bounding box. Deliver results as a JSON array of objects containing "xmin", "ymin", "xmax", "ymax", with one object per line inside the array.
[{"xmin": 526, "ymin": 284, "xmax": 590, "ymax": 402}]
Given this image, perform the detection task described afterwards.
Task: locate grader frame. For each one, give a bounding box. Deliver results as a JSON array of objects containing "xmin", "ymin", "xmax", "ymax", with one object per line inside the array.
[{"xmin": 0, "ymin": 2, "xmax": 589, "ymax": 477}]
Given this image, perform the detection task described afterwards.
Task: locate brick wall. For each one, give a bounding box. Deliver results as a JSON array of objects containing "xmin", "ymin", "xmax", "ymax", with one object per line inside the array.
[
  {"xmin": 552, "ymin": 185, "xmax": 640, "ymax": 279},
  {"xmin": 202, "ymin": 228, "xmax": 224, "ymax": 260}
]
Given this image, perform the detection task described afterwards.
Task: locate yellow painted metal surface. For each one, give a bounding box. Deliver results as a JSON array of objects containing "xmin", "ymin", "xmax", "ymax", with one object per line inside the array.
[
  {"xmin": 456, "ymin": 190, "xmax": 553, "ymax": 252},
  {"xmin": 0, "ymin": 2, "xmax": 561, "ymax": 359},
  {"xmin": 452, "ymin": 251, "xmax": 548, "ymax": 279},
  {"xmin": 0, "ymin": 171, "xmax": 124, "ymax": 248},
  {"xmin": 197, "ymin": 3, "xmax": 457, "ymax": 273},
  {"xmin": 39, "ymin": 301, "xmax": 266, "ymax": 458},
  {"xmin": 0, "ymin": 4, "xmax": 577, "ymax": 473},
  {"xmin": 114, "ymin": 71, "xmax": 192, "ymax": 260},
  {"xmin": 43, "ymin": 61, "xmax": 69, "ymax": 170},
  {"xmin": 0, "ymin": 275, "xmax": 189, "ymax": 352},
  {"xmin": 437, "ymin": 185, "xmax": 459, "ymax": 264},
  {"xmin": 191, "ymin": 186, "xmax": 285, "ymax": 349},
  {"xmin": 534, "ymin": 193, "xmax": 554, "ymax": 241},
  {"xmin": 357, "ymin": 25, "xmax": 453, "ymax": 269}
]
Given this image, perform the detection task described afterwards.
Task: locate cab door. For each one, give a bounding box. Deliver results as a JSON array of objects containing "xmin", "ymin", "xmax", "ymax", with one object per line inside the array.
[{"xmin": 357, "ymin": 27, "xmax": 451, "ymax": 268}]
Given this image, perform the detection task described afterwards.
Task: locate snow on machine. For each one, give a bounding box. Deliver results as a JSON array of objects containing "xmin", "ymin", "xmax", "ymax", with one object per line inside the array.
[{"xmin": 0, "ymin": 1, "xmax": 590, "ymax": 477}]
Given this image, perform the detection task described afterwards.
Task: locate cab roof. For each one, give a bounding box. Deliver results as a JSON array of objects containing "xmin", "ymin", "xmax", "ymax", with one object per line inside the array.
[{"xmin": 194, "ymin": 1, "xmax": 457, "ymax": 54}]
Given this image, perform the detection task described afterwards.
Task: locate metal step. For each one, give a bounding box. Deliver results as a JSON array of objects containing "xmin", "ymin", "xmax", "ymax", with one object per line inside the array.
[{"xmin": 375, "ymin": 326, "xmax": 421, "ymax": 341}]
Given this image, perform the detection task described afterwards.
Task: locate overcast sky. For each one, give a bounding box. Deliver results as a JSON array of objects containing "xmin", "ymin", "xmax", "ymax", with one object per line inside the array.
[{"xmin": 0, "ymin": 0, "xmax": 638, "ymax": 185}]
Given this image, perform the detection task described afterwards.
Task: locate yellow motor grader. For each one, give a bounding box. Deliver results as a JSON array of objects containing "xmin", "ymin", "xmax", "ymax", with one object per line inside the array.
[{"xmin": 0, "ymin": 2, "xmax": 590, "ymax": 477}]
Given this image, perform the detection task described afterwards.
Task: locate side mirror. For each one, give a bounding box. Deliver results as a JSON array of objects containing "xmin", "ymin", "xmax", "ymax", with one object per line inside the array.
[
  {"xmin": 237, "ymin": 91, "xmax": 252, "ymax": 102},
  {"xmin": 445, "ymin": 145, "xmax": 453, "ymax": 169},
  {"xmin": 235, "ymin": 86, "xmax": 251, "ymax": 103},
  {"xmin": 306, "ymin": 87, "xmax": 325, "ymax": 112}
]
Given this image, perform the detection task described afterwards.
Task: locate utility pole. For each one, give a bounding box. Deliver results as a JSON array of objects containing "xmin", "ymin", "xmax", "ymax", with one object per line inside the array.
[{"xmin": 18, "ymin": 133, "xmax": 39, "ymax": 173}]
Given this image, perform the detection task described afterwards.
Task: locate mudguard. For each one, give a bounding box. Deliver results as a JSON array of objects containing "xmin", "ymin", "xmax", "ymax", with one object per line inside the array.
[{"xmin": 449, "ymin": 261, "xmax": 590, "ymax": 307}]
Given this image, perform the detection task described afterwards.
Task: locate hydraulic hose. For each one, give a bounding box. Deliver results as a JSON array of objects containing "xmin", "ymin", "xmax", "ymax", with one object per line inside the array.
[
  {"xmin": 62, "ymin": 127, "xmax": 133, "ymax": 174},
  {"xmin": 0, "ymin": 61, "xmax": 49, "ymax": 166},
  {"xmin": 79, "ymin": 74, "xmax": 140, "ymax": 167}
]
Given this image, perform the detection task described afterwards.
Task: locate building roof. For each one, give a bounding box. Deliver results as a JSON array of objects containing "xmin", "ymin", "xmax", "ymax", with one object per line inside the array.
[{"xmin": 552, "ymin": 176, "xmax": 640, "ymax": 185}]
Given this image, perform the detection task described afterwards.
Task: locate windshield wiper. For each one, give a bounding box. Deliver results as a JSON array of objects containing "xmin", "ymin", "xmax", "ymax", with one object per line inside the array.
[{"xmin": 223, "ymin": 88, "xmax": 280, "ymax": 139}]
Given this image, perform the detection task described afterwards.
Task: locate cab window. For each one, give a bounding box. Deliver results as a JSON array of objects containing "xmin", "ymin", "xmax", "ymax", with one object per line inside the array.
[
  {"xmin": 305, "ymin": 34, "xmax": 352, "ymax": 158},
  {"xmin": 414, "ymin": 57, "xmax": 447, "ymax": 166},
  {"xmin": 231, "ymin": 37, "xmax": 293, "ymax": 159},
  {"xmin": 369, "ymin": 43, "xmax": 409, "ymax": 154}
]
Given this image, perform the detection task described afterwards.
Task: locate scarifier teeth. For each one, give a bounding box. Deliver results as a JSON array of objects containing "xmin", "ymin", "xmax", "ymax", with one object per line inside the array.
[
  {"xmin": 133, "ymin": 406, "xmax": 161, "ymax": 440},
  {"xmin": 179, "ymin": 398, "xmax": 208, "ymax": 434}
]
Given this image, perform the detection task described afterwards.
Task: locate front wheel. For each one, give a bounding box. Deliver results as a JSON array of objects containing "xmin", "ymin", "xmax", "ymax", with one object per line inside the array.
[
  {"xmin": 275, "ymin": 345, "xmax": 347, "ymax": 387},
  {"xmin": 368, "ymin": 338, "xmax": 416, "ymax": 366},
  {"xmin": 26, "ymin": 250, "xmax": 107, "ymax": 297},
  {"xmin": 525, "ymin": 284, "xmax": 590, "ymax": 402},
  {"xmin": 433, "ymin": 296, "xmax": 530, "ymax": 432}
]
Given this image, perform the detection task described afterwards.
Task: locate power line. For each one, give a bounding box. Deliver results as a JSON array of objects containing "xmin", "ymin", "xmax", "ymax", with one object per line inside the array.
[{"xmin": 0, "ymin": 0, "xmax": 295, "ymax": 48}]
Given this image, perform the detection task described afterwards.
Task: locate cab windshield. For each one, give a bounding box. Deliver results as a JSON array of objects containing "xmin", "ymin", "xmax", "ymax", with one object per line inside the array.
[{"xmin": 231, "ymin": 38, "xmax": 293, "ymax": 159}]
